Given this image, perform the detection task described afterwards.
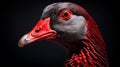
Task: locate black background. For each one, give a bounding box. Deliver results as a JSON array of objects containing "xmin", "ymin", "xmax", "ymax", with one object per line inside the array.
[{"xmin": 1, "ymin": 0, "xmax": 119, "ymax": 67}]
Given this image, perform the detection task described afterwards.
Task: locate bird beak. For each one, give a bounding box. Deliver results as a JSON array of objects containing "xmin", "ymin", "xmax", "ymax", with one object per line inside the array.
[{"xmin": 18, "ymin": 17, "xmax": 57, "ymax": 47}]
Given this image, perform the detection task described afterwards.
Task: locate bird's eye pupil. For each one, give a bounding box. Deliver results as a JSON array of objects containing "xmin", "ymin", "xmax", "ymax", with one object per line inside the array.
[
  {"xmin": 64, "ymin": 13, "xmax": 68, "ymax": 16},
  {"xmin": 59, "ymin": 10, "xmax": 72, "ymax": 20}
]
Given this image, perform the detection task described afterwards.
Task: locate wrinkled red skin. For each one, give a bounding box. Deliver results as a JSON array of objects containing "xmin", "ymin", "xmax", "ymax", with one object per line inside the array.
[
  {"xmin": 28, "ymin": 17, "xmax": 57, "ymax": 40},
  {"xmin": 18, "ymin": 18, "xmax": 57, "ymax": 47}
]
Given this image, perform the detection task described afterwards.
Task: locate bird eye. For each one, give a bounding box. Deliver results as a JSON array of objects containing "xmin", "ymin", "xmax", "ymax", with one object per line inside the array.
[{"xmin": 59, "ymin": 10, "xmax": 72, "ymax": 20}]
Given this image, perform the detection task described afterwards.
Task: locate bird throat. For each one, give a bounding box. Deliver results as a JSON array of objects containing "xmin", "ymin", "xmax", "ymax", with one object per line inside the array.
[{"xmin": 62, "ymin": 40, "xmax": 92, "ymax": 67}]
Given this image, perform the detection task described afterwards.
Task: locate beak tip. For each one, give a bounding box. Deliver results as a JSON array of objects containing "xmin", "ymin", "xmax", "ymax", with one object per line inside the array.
[
  {"xmin": 18, "ymin": 41, "xmax": 24, "ymax": 47},
  {"xmin": 18, "ymin": 34, "xmax": 28, "ymax": 48},
  {"xmin": 18, "ymin": 44, "xmax": 23, "ymax": 47}
]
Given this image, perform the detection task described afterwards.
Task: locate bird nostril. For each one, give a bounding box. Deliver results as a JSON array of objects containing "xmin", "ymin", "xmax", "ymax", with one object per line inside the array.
[{"xmin": 35, "ymin": 27, "xmax": 41, "ymax": 33}]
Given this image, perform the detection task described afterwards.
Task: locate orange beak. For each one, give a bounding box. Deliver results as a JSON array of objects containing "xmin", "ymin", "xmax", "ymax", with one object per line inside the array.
[{"xmin": 18, "ymin": 18, "xmax": 57, "ymax": 47}]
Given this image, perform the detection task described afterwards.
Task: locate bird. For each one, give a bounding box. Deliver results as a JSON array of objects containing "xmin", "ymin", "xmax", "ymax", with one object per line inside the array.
[{"xmin": 18, "ymin": 2, "xmax": 109, "ymax": 67}]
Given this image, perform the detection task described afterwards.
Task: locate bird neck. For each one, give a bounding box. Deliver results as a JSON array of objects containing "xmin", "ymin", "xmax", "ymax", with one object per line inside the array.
[
  {"xmin": 62, "ymin": 36, "xmax": 109, "ymax": 67},
  {"xmin": 52, "ymin": 34, "xmax": 109, "ymax": 67}
]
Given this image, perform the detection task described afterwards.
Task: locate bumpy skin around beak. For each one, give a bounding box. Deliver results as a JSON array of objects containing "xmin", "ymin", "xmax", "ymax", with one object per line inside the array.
[{"xmin": 18, "ymin": 18, "xmax": 57, "ymax": 47}]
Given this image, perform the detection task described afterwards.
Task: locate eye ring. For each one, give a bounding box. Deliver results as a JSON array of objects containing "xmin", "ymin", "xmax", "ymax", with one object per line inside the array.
[{"xmin": 59, "ymin": 9, "xmax": 73, "ymax": 20}]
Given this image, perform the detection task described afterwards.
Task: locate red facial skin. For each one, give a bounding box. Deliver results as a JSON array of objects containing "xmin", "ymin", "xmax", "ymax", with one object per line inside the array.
[{"xmin": 18, "ymin": 17, "xmax": 57, "ymax": 47}]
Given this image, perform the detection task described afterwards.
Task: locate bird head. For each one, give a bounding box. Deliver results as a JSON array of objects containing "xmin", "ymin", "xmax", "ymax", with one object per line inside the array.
[
  {"xmin": 18, "ymin": 2, "xmax": 109, "ymax": 66},
  {"xmin": 18, "ymin": 2, "xmax": 91, "ymax": 47}
]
